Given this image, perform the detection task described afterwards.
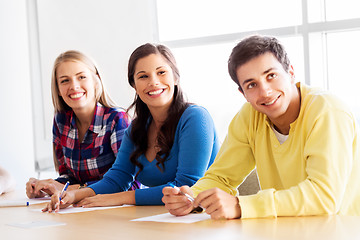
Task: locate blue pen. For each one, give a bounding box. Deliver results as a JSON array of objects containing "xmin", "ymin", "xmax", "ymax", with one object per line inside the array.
[
  {"xmin": 59, "ymin": 181, "xmax": 70, "ymax": 202},
  {"xmin": 168, "ymin": 183, "xmax": 204, "ymax": 212},
  {"xmin": 0, "ymin": 201, "xmax": 30, "ymax": 207}
]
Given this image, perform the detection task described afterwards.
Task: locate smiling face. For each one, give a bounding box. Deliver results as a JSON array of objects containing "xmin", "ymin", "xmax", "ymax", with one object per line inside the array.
[
  {"xmin": 236, "ymin": 52, "xmax": 300, "ymax": 130},
  {"xmin": 133, "ymin": 54, "xmax": 176, "ymax": 113},
  {"xmin": 56, "ymin": 61, "xmax": 97, "ymax": 114}
]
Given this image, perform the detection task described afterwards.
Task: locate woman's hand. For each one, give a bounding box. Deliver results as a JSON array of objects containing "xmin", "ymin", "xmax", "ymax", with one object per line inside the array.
[
  {"xmin": 42, "ymin": 188, "xmax": 96, "ymax": 212},
  {"xmin": 26, "ymin": 178, "xmax": 64, "ymax": 198},
  {"xmin": 74, "ymin": 191, "xmax": 134, "ymax": 208},
  {"xmin": 162, "ymin": 185, "xmax": 195, "ymax": 216},
  {"xmin": 42, "ymin": 190, "xmax": 75, "ymax": 213}
]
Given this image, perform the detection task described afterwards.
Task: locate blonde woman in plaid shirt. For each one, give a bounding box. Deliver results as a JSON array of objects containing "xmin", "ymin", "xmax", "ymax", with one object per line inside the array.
[{"xmin": 26, "ymin": 50, "xmax": 139, "ymax": 198}]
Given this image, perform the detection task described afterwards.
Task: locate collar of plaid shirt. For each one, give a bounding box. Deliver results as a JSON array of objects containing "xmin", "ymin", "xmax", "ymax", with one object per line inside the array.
[{"xmin": 69, "ymin": 102, "xmax": 106, "ymax": 134}]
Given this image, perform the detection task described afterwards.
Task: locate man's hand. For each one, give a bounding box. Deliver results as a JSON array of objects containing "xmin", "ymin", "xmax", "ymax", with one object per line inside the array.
[{"xmin": 194, "ymin": 188, "xmax": 241, "ymax": 220}]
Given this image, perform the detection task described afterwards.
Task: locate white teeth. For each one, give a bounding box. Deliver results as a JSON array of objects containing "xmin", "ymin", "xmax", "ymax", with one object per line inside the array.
[
  {"xmin": 264, "ymin": 98, "xmax": 277, "ymax": 106},
  {"xmin": 148, "ymin": 89, "xmax": 163, "ymax": 95},
  {"xmin": 70, "ymin": 93, "xmax": 84, "ymax": 99}
]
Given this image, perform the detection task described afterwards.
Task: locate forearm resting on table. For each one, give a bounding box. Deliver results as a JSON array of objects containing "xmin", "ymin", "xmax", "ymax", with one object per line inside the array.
[
  {"xmin": 73, "ymin": 187, "xmax": 96, "ymax": 202},
  {"xmin": 67, "ymin": 184, "xmax": 81, "ymax": 191},
  {"xmin": 117, "ymin": 190, "xmax": 136, "ymax": 205}
]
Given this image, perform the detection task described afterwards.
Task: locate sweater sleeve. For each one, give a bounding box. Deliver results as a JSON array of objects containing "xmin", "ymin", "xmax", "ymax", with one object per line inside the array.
[
  {"xmin": 89, "ymin": 127, "xmax": 136, "ymax": 194},
  {"xmin": 191, "ymin": 105, "xmax": 255, "ymax": 197},
  {"xmin": 135, "ymin": 106, "xmax": 219, "ymax": 205},
  {"xmin": 238, "ymin": 109, "xmax": 356, "ymax": 218}
]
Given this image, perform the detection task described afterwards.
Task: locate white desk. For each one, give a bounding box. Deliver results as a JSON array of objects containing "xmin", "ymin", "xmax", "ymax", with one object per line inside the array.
[{"xmin": 1, "ymin": 191, "xmax": 359, "ymax": 240}]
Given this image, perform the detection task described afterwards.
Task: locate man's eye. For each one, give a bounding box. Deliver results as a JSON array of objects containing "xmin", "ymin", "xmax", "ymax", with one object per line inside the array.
[
  {"xmin": 268, "ymin": 73, "xmax": 277, "ymax": 79},
  {"xmin": 247, "ymin": 82, "xmax": 256, "ymax": 89}
]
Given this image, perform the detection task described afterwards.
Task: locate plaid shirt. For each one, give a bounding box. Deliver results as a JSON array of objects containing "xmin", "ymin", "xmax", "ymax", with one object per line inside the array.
[{"xmin": 53, "ymin": 103, "xmax": 130, "ymax": 186}]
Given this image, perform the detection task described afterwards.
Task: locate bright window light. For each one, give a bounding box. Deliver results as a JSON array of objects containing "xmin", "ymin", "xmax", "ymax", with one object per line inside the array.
[
  {"xmin": 308, "ymin": 0, "xmax": 360, "ymax": 22},
  {"xmin": 327, "ymin": 30, "xmax": 360, "ymax": 121},
  {"xmin": 157, "ymin": 0, "xmax": 360, "ymax": 133},
  {"xmin": 172, "ymin": 43, "xmax": 245, "ymax": 142},
  {"xmin": 157, "ymin": 0, "xmax": 302, "ymax": 41},
  {"xmin": 325, "ymin": 0, "xmax": 360, "ymax": 21}
]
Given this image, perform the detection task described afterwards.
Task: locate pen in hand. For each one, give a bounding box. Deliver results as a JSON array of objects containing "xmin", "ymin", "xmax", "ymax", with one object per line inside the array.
[
  {"xmin": 168, "ymin": 183, "xmax": 204, "ymax": 212},
  {"xmin": 53, "ymin": 181, "xmax": 70, "ymax": 211},
  {"xmin": 58, "ymin": 181, "xmax": 70, "ymax": 203},
  {"xmin": 52, "ymin": 181, "xmax": 69, "ymax": 211}
]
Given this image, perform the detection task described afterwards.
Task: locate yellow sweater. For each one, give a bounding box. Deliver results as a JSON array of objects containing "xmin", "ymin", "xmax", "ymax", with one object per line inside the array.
[{"xmin": 192, "ymin": 83, "xmax": 360, "ymax": 218}]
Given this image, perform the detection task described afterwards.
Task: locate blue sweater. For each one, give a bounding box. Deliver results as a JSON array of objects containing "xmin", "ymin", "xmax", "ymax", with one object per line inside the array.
[{"xmin": 89, "ymin": 105, "xmax": 220, "ymax": 205}]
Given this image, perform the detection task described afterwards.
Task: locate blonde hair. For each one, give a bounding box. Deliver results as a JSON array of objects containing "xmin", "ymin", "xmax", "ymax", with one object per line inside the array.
[{"xmin": 51, "ymin": 50, "xmax": 116, "ymax": 113}]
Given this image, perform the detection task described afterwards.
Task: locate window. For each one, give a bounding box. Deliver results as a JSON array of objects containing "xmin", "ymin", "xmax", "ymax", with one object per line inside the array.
[
  {"xmin": 171, "ymin": 43, "xmax": 244, "ymax": 141},
  {"xmin": 157, "ymin": 0, "xmax": 360, "ymax": 140},
  {"xmin": 157, "ymin": 0, "xmax": 302, "ymax": 41},
  {"xmin": 308, "ymin": 0, "xmax": 360, "ymax": 22},
  {"xmin": 326, "ymin": 30, "xmax": 360, "ymax": 117}
]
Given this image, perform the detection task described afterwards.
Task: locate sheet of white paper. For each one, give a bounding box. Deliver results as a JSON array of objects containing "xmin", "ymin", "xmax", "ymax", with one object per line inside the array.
[
  {"xmin": 131, "ymin": 212, "xmax": 211, "ymax": 223},
  {"xmin": 33, "ymin": 204, "xmax": 133, "ymax": 214},
  {"xmin": 27, "ymin": 197, "xmax": 51, "ymax": 205},
  {"xmin": 7, "ymin": 220, "xmax": 66, "ymax": 229}
]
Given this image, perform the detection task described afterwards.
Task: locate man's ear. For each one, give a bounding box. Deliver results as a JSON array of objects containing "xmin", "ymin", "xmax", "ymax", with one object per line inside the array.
[
  {"xmin": 289, "ymin": 65, "xmax": 296, "ymax": 83},
  {"xmin": 238, "ymin": 86, "xmax": 248, "ymax": 101}
]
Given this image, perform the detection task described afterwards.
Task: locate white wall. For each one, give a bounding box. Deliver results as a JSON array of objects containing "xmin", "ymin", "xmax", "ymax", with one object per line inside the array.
[
  {"xmin": 32, "ymin": 0, "xmax": 157, "ymax": 171},
  {"xmin": 0, "ymin": 0, "xmax": 36, "ymax": 189},
  {"xmin": 0, "ymin": 0, "xmax": 156, "ymax": 188}
]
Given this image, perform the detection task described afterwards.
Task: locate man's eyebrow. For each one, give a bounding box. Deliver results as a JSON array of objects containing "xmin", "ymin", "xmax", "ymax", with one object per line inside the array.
[
  {"xmin": 263, "ymin": 67, "xmax": 275, "ymax": 75},
  {"xmin": 241, "ymin": 67, "xmax": 276, "ymax": 87},
  {"xmin": 242, "ymin": 78, "xmax": 254, "ymax": 86}
]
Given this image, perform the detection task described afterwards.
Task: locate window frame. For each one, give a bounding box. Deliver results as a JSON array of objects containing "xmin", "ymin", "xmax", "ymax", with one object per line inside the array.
[{"xmin": 155, "ymin": 0, "xmax": 360, "ymax": 87}]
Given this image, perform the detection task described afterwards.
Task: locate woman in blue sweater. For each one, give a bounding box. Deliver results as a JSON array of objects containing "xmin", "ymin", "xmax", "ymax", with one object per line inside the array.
[{"xmin": 44, "ymin": 43, "xmax": 220, "ymax": 211}]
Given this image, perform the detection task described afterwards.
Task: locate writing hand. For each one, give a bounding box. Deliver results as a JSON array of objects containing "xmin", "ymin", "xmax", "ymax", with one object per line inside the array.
[{"xmin": 162, "ymin": 185, "xmax": 194, "ymax": 216}]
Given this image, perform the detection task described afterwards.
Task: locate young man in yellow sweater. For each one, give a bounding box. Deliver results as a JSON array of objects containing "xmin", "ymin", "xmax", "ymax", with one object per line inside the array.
[{"xmin": 162, "ymin": 35, "xmax": 360, "ymax": 219}]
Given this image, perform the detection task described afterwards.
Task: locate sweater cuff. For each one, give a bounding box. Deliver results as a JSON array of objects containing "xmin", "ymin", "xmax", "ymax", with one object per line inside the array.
[
  {"xmin": 55, "ymin": 175, "xmax": 72, "ymax": 184},
  {"xmin": 238, "ymin": 189, "xmax": 277, "ymax": 219},
  {"xmin": 135, "ymin": 187, "xmax": 164, "ymax": 205}
]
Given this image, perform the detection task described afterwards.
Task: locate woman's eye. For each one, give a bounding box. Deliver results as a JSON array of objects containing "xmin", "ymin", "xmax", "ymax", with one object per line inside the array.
[
  {"xmin": 138, "ymin": 75, "xmax": 148, "ymax": 79},
  {"xmin": 79, "ymin": 75, "xmax": 86, "ymax": 80},
  {"xmin": 60, "ymin": 79, "xmax": 69, "ymax": 84},
  {"xmin": 158, "ymin": 71, "xmax": 166, "ymax": 75}
]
